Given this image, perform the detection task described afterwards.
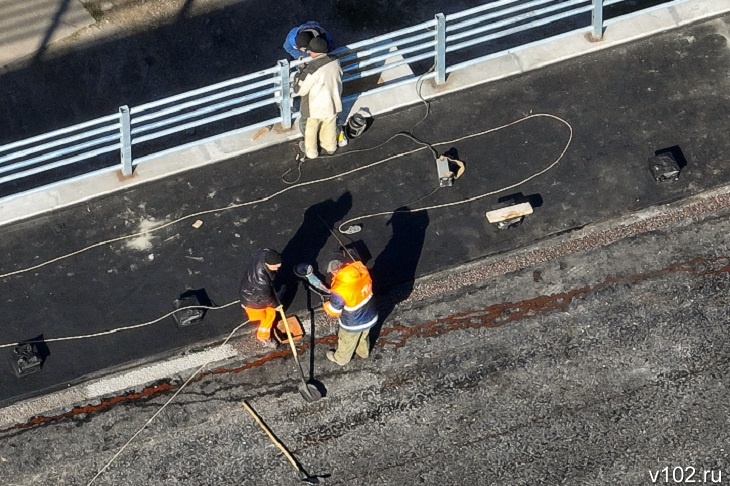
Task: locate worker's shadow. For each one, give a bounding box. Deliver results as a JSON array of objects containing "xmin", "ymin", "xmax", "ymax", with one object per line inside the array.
[
  {"xmin": 370, "ymin": 206, "xmax": 429, "ymax": 351},
  {"xmin": 278, "ymin": 192, "xmax": 353, "ymax": 309}
]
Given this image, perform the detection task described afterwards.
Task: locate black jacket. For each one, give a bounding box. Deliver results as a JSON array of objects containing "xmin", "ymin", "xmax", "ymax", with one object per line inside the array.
[{"xmin": 239, "ymin": 248, "xmax": 277, "ymax": 308}]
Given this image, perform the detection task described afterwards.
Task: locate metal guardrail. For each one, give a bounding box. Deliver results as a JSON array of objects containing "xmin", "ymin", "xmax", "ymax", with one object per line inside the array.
[{"xmin": 0, "ymin": 0, "xmax": 657, "ymax": 195}]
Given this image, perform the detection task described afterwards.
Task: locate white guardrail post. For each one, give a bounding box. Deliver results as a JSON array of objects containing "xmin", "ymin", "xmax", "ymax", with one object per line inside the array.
[
  {"xmin": 435, "ymin": 13, "xmax": 447, "ymax": 85},
  {"xmin": 592, "ymin": 0, "xmax": 604, "ymax": 40},
  {"xmin": 119, "ymin": 105, "xmax": 133, "ymax": 176},
  {"xmin": 277, "ymin": 60, "xmax": 293, "ymax": 129}
]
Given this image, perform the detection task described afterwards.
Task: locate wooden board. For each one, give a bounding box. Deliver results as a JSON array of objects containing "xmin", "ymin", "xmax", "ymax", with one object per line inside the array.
[{"xmin": 485, "ymin": 202, "xmax": 533, "ymax": 223}]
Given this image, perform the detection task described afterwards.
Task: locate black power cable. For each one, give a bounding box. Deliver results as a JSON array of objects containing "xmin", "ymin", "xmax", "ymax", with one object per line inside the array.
[{"xmin": 281, "ymin": 67, "xmax": 439, "ymax": 185}]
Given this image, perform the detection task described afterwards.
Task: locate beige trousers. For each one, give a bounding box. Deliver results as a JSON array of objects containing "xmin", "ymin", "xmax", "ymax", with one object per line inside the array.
[
  {"xmin": 304, "ymin": 115, "xmax": 338, "ymax": 159},
  {"xmin": 333, "ymin": 327, "xmax": 370, "ymax": 364}
]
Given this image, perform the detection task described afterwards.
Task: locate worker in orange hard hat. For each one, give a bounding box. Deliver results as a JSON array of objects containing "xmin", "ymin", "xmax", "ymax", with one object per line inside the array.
[
  {"xmin": 239, "ymin": 248, "xmax": 282, "ymax": 348},
  {"xmin": 322, "ymin": 255, "xmax": 378, "ymax": 366}
]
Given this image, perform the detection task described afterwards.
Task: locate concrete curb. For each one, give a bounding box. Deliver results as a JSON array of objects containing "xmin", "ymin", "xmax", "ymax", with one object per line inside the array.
[
  {"xmin": 0, "ymin": 344, "xmax": 238, "ymax": 430},
  {"xmin": 1, "ymin": 0, "xmax": 728, "ymax": 228}
]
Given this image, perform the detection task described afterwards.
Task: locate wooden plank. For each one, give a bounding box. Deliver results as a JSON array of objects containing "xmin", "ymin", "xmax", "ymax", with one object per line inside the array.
[{"xmin": 485, "ymin": 202, "xmax": 533, "ymax": 223}]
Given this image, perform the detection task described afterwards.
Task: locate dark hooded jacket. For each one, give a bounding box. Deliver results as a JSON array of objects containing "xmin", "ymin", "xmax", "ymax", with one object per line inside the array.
[{"xmin": 239, "ymin": 248, "xmax": 277, "ymax": 308}]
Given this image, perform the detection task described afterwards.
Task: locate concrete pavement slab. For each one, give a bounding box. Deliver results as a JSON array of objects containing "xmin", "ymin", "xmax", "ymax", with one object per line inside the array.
[{"xmin": 0, "ymin": 0, "xmax": 96, "ymax": 68}]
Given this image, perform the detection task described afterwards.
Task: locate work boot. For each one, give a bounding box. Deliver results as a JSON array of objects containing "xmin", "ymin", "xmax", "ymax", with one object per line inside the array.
[
  {"xmin": 258, "ymin": 338, "xmax": 277, "ymax": 349},
  {"xmin": 326, "ymin": 350, "xmax": 348, "ymax": 366}
]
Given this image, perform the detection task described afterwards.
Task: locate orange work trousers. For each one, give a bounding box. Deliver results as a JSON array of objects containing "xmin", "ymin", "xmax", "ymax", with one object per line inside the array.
[{"xmin": 242, "ymin": 305, "xmax": 276, "ymax": 341}]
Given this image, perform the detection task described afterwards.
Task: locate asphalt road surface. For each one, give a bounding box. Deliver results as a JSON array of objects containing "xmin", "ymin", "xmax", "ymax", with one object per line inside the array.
[
  {"xmin": 2, "ymin": 198, "xmax": 728, "ymax": 485},
  {"xmin": 3, "ymin": 13, "xmax": 730, "ymax": 407}
]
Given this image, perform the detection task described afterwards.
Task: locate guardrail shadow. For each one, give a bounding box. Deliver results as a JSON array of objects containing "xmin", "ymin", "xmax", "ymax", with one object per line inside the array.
[
  {"xmin": 0, "ymin": 0, "xmax": 481, "ymax": 145},
  {"xmin": 0, "ymin": 0, "xmax": 680, "ymax": 195},
  {"xmin": 1, "ymin": 0, "xmax": 94, "ymax": 66}
]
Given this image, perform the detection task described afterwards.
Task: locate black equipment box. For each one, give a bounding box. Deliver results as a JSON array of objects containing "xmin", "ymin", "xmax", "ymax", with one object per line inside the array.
[
  {"xmin": 172, "ymin": 294, "xmax": 207, "ymax": 327},
  {"xmin": 648, "ymin": 153, "xmax": 681, "ymax": 182},
  {"xmin": 11, "ymin": 343, "xmax": 43, "ymax": 378}
]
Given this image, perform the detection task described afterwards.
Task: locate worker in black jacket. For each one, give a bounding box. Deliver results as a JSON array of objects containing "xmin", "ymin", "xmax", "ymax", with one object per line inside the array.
[{"xmin": 239, "ymin": 248, "xmax": 282, "ymax": 347}]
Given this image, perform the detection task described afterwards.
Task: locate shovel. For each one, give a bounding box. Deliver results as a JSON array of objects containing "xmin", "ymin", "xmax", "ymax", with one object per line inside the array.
[{"xmin": 274, "ymin": 305, "xmax": 322, "ymax": 402}]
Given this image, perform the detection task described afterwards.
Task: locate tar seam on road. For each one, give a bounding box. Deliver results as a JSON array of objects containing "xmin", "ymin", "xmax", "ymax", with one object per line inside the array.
[{"xmin": 84, "ymin": 319, "xmax": 250, "ymax": 486}]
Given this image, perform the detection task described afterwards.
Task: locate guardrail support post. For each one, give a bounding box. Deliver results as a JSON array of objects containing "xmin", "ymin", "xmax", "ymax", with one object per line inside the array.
[
  {"xmin": 591, "ymin": 0, "xmax": 604, "ymax": 41},
  {"xmin": 119, "ymin": 105, "xmax": 133, "ymax": 176},
  {"xmin": 435, "ymin": 13, "xmax": 446, "ymax": 85},
  {"xmin": 277, "ymin": 60, "xmax": 293, "ymax": 129}
]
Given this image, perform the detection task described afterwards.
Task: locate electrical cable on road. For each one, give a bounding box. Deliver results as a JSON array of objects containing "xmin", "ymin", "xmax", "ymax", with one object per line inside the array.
[
  {"xmin": 85, "ymin": 319, "xmax": 250, "ymax": 486},
  {"xmin": 2, "ymin": 75, "xmax": 573, "ymax": 485},
  {"xmin": 0, "ymin": 301, "xmax": 240, "ymax": 349},
  {"xmin": 0, "ymin": 113, "xmax": 572, "ymax": 362},
  {"xmin": 280, "ymin": 67, "xmax": 437, "ymax": 186},
  {"xmin": 0, "ymin": 72, "xmax": 572, "ymax": 359},
  {"xmin": 337, "ymin": 113, "xmax": 573, "ymax": 233},
  {"xmin": 0, "ymin": 144, "xmax": 418, "ymax": 280},
  {"xmin": 0, "ymin": 113, "xmax": 572, "ymax": 283}
]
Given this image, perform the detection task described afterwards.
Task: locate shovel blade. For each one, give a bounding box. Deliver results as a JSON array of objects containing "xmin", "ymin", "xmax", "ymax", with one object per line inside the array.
[
  {"xmin": 299, "ymin": 382, "xmax": 322, "ymax": 402},
  {"xmin": 299, "ymin": 470, "xmax": 320, "ymax": 484}
]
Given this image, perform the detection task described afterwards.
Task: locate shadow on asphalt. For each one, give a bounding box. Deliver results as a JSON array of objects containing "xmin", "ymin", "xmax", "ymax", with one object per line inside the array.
[
  {"xmin": 371, "ymin": 206, "xmax": 430, "ymax": 348},
  {"xmin": 279, "ymin": 192, "xmax": 353, "ymax": 308}
]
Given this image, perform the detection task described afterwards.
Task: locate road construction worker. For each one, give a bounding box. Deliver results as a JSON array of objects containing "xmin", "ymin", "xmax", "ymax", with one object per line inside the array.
[
  {"xmin": 293, "ymin": 36, "xmax": 342, "ymax": 160},
  {"xmin": 323, "ymin": 256, "xmax": 378, "ymax": 366},
  {"xmin": 239, "ymin": 248, "xmax": 282, "ymax": 348},
  {"xmin": 283, "ymin": 21, "xmax": 336, "ymax": 60}
]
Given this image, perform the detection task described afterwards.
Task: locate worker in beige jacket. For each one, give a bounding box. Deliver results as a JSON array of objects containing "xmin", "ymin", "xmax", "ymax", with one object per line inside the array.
[{"xmin": 294, "ymin": 36, "xmax": 343, "ymax": 159}]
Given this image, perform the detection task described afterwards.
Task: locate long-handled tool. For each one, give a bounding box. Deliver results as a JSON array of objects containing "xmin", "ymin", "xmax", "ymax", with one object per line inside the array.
[
  {"xmin": 241, "ymin": 401, "xmax": 323, "ymax": 484},
  {"xmin": 316, "ymin": 214, "xmax": 359, "ymax": 260},
  {"xmin": 294, "ymin": 263, "xmax": 330, "ymax": 388},
  {"xmin": 274, "ymin": 302, "xmax": 322, "ymax": 402}
]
